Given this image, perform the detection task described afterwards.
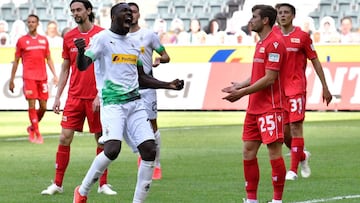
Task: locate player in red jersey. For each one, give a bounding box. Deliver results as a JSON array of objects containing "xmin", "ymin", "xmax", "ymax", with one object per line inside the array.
[
  {"xmin": 41, "ymin": 0, "xmax": 116, "ymax": 196},
  {"xmin": 9, "ymin": 14, "xmax": 58, "ymax": 144},
  {"xmin": 222, "ymin": 5, "xmax": 287, "ymax": 203},
  {"xmin": 275, "ymin": 3, "xmax": 332, "ymax": 181}
]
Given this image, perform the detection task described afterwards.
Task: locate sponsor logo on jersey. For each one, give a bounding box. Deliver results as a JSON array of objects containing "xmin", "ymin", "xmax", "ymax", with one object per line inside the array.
[
  {"xmin": 253, "ymin": 58, "xmax": 264, "ymax": 63},
  {"xmin": 268, "ymin": 53, "xmax": 280, "ymax": 62},
  {"xmin": 259, "ymin": 47, "xmax": 265, "ymax": 53},
  {"xmin": 291, "ymin": 38, "xmax": 300, "ymax": 43},
  {"xmin": 286, "ymin": 47, "xmax": 299, "ymax": 52},
  {"xmin": 112, "ymin": 54, "xmax": 137, "ymax": 64}
]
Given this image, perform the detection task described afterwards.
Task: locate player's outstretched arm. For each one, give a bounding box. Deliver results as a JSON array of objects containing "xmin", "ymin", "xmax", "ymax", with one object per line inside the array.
[{"xmin": 137, "ymin": 65, "xmax": 184, "ymax": 90}]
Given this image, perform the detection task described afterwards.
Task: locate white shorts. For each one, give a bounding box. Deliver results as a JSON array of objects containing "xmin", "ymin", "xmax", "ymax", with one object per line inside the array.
[
  {"xmin": 100, "ymin": 99, "xmax": 155, "ymax": 152},
  {"xmin": 139, "ymin": 88, "xmax": 157, "ymax": 120}
]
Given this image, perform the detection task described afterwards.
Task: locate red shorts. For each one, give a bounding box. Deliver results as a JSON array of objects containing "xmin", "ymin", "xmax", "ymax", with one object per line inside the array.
[
  {"xmin": 61, "ymin": 97, "xmax": 101, "ymax": 133},
  {"xmin": 23, "ymin": 79, "xmax": 48, "ymax": 100},
  {"xmin": 284, "ymin": 94, "xmax": 306, "ymax": 124},
  {"xmin": 243, "ymin": 111, "xmax": 284, "ymax": 144}
]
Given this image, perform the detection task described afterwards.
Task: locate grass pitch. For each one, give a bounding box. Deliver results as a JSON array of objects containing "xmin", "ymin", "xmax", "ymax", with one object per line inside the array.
[{"xmin": 0, "ymin": 111, "xmax": 359, "ymax": 203}]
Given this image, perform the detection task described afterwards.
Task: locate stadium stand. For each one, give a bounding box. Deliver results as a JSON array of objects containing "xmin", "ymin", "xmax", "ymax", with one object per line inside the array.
[
  {"xmin": 1, "ymin": 0, "xmax": 360, "ymax": 42},
  {"xmin": 146, "ymin": 0, "xmax": 244, "ymax": 31}
]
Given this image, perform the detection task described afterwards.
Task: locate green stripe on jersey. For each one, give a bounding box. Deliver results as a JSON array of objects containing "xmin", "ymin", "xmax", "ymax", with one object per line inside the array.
[{"xmin": 102, "ymin": 80, "xmax": 140, "ymax": 105}]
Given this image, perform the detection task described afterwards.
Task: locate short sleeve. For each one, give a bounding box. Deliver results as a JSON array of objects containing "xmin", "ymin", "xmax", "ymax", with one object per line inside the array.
[{"xmin": 84, "ymin": 33, "xmax": 102, "ymax": 61}]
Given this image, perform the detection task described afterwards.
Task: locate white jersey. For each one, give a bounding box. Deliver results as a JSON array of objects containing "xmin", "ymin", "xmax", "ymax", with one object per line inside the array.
[
  {"xmin": 85, "ymin": 29, "xmax": 142, "ymax": 106},
  {"xmin": 128, "ymin": 28, "xmax": 164, "ymax": 75}
]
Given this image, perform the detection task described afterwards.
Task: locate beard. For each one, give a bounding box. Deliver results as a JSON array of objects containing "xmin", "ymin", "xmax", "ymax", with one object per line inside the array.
[{"xmin": 74, "ymin": 17, "xmax": 84, "ymax": 25}]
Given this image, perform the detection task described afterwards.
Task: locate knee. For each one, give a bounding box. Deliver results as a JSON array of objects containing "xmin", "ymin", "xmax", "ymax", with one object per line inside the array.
[
  {"xmin": 104, "ymin": 140, "xmax": 121, "ymax": 160},
  {"xmin": 138, "ymin": 140, "xmax": 156, "ymax": 161}
]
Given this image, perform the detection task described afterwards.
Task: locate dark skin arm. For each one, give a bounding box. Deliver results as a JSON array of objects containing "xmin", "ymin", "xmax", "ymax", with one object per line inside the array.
[
  {"xmin": 74, "ymin": 38, "xmax": 184, "ymax": 90},
  {"xmin": 137, "ymin": 65, "xmax": 184, "ymax": 90}
]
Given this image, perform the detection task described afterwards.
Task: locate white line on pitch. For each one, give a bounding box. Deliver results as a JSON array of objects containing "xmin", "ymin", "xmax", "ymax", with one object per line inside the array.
[{"xmin": 291, "ymin": 194, "xmax": 360, "ymax": 203}]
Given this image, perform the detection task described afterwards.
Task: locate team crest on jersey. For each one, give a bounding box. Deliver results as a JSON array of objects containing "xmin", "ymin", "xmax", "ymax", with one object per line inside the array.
[
  {"xmin": 140, "ymin": 46, "xmax": 145, "ymax": 54},
  {"xmin": 273, "ymin": 42, "xmax": 279, "ymax": 49},
  {"xmin": 38, "ymin": 39, "xmax": 46, "ymax": 44},
  {"xmin": 112, "ymin": 54, "xmax": 137, "ymax": 64},
  {"xmin": 259, "ymin": 47, "xmax": 265, "ymax": 53},
  {"xmin": 291, "ymin": 38, "xmax": 300, "ymax": 43},
  {"xmin": 268, "ymin": 53, "xmax": 280, "ymax": 62}
]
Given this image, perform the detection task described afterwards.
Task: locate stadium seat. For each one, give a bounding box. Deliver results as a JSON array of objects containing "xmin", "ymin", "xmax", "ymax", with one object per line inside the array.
[
  {"xmin": 319, "ymin": 1, "xmax": 334, "ymax": 14},
  {"xmin": 144, "ymin": 13, "xmax": 158, "ymax": 29},
  {"xmin": 18, "ymin": 3, "xmax": 33, "ymax": 20},
  {"xmin": 225, "ymin": 0, "xmax": 240, "ymax": 18},
  {"xmin": 50, "ymin": 0, "xmax": 66, "ymax": 16},
  {"xmin": 208, "ymin": 2, "xmax": 223, "ymax": 15},
  {"xmin": 173, "ymin": 0, "xmax": 190, "ymax": 15},
  {"xmin": 190, "ymin": 1, "xmax": 207, "ymax": 14},
  {"xmin": 178, "ymin": 13, "xmax": 191, "ymax": 31},
  {"xmin": 57, "ymin": 19, "xmax": 68, "ymax": 31},
  {"xmin": 157, "ymin": 0, "xmax": 171, "ymax": 15},
  {"xmin": 1, "ymin": 2, "xmax": 15, "ymax": 20},
  {"xmin": 35, "ymin": 5, "xmax": 49, "ymax": 18},
  {"xmin": 159, "ymin": 12, "xmax": 174, "ymax": 27},
  {"xmin": 337, "ymin": 1, "xmax": 351, "ymax": 13}
]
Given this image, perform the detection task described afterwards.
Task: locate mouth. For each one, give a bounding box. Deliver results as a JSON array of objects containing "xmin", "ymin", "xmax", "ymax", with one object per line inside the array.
[{"xmin": 125, "ymin": 16, "xmax": 132, "ymax": 24}]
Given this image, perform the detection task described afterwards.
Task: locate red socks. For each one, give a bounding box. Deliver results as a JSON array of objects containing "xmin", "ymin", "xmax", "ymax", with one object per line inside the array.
[
  {"xmin": 28, "ymin": 108, "xmax": 39, "ymax": 132},
  {"xmin": 243, "ymin": 159, "xmax": 259, "ymax": 200},
  {"xmin": 97, "ymin": 147, "xmax": 108, "ymax": 187},
  {"xmin": 54, "ymin": 145, "xmax": 70, "ymax": 187},
  {"xmin": 271, "ymin": 157, "xmax": 286, "ymax": 200},
  {"xmin": 244, "ymin": 157, "xmax": 286, "ymax": 201},
  {"xmin": 290, "ymin": 137, "xmax": 305, "ymax": 173}
]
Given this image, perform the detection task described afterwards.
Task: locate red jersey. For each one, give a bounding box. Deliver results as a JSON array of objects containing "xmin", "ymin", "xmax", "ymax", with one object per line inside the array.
[
  {"xmin": 247, "ymin": 31, "xmax": 287, "ymax": 114},
  {"xmin": 273, "ymin": 26, "xmax": 318, "ymax": 96},
  {"xmin": 15, "ymin": 34, "xmax": 50, "ymax": 80},
  {"xmin": 62, "ymin": 25, "xmax": 104, "ymax": 99}
]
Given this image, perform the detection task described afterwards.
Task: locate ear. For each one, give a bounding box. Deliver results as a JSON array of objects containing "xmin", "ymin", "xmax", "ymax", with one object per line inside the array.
[
  {"xmin": 87, "ymin": 8, "xmax": 92, "ymax": 16},
  {"xmin": 263, "ymin": 16, "xmax": 269, "ymax": 25}
]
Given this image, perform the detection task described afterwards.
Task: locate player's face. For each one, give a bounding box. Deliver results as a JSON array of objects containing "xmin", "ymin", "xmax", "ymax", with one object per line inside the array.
[
  {"xmin": 249, "ymin": 9, "xmax": 263, "ymax": 33},
  {"xmin": 130, "ymin": 5, "xmax": 140, "ymax": 26},
  {"xmin": 277, "ymin": 6, "xmax": 294, "ymax": 27},
  {"xmin": 112, "ymin": 4, "xmax": 132, "ymax": 35},
  {"xmin": 27, "ymin": 17, "xmax": 38, "ymax": 33},
  {"xmin": 70, "ymin": 2, "xmax": 91, "ymax": 24}
]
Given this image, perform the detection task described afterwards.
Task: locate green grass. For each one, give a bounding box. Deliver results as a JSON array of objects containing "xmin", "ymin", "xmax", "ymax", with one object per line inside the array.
[{"xmin": 0, "ymin": 111, "xmax": 360, "ymax": 203}]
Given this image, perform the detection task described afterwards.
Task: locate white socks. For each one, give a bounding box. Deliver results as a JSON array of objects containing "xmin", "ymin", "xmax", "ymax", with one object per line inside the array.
[
  {"xmin": 133, "ymin": 160, "xmax": 155, "ymax": 202},
  {"xmin": 79, "ymin": 152, "xmax": 112, "ymax": 196},
  {"xmin": 154, "ymin": 130, "xmax": 161, "ymax": 167}
]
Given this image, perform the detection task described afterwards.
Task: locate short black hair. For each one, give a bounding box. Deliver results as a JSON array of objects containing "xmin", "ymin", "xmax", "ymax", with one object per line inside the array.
[
  {"xmin": 110, "ymin": 2, "xmax": 129, "ymax": 17},
  {"xmin": 28, "ymin": 14, "xmax": 39, "ymax": 22},
  {"xmin": 128, "ymin": 2, "xmax": 139, "ymax": 11},
  {"xmin": 70, "ymin": 0, "xmax": 95, "ymax": 23}
]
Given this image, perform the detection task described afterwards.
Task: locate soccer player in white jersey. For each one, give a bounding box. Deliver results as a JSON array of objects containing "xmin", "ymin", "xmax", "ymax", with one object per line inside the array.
[
  {"xmin": 72, "ymin": 3, "xmax": 184, "ymax": 203},
  {"xmin": 128, "ymin": 2, "xmax": 171, "ymax": 180}
]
